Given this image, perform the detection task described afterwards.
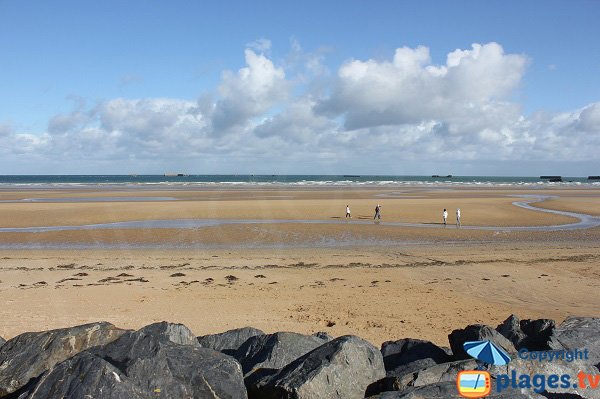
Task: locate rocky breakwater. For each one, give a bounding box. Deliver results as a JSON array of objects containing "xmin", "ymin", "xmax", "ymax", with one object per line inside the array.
[{"xmin": 0, "ymin": 315, "xmax": 596, "ymax": 398}]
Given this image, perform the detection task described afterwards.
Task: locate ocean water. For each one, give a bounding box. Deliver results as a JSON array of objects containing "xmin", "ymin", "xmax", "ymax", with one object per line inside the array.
[{"xmin": 0, "ymin": 175, "xmax": 597, "ymax": 188}]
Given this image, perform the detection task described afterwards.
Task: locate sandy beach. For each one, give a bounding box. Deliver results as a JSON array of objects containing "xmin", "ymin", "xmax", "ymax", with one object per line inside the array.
[{"xmin": 1, "ymin": 186, "xmax": 599, "ymax": 346}]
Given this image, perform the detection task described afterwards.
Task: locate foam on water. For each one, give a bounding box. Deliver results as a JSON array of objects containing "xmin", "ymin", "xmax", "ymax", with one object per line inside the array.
[{"xmin": 1, "ymin": 175, "xmax": 599, "ymax": 189}]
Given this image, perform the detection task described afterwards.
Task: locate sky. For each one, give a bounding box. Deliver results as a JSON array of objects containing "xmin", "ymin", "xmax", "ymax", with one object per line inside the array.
[{"xmin": 1, "ymin": 0, "xmax": 599, "ymax": 175}]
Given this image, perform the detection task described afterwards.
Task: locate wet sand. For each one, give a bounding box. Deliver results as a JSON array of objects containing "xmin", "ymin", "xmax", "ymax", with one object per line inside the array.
[{"xmin": 1, "ymin": 186, "xmax": 599, "ymax": 346}]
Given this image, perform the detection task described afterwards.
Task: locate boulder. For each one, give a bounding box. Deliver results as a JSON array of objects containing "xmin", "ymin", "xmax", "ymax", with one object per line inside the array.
[
  {"xmin": 90, "ymin": 322, "xmax": 247, "ymax": 398},
  {"xmin": 367, "ymin": 381, "xmax": 545, "ymax": 398},
  {"xmin": 365, "ymin": 358, "xmax": 438, "ymax": 395},
  {"xmin": 497, "ymin": 315, "xmax": 556, "ymax": 351},
  {"xmin": 0, "ymin": 322, "xmax": 126, "ymax": 396},
  {"xmin": 313, "ymin": 331, "xmax": 334, "ymax": 341},
  {"xmin": 137, "ymin": 321, "xmax": 198, "ymax": 346},
  {"xmin": 198, "ymin": 327, "xmax": 264, "ymax": 355},
  {"xmin": 548, "ymin": 317, "xmax": 600, "ymax": 366},
  {"xmin": 22, "ymin": 352, "xmax": 145, "ymax": 399},
  {"xmin": 366, "ymin": 359, "xmax": 478, "ymax": 395},
  {"xmin": 234, "ymin": 332, "xmax": 327, "ymax": 375},
  {"xmin": 448, "ymin": 324, "xmax": 516, "ymax": 360},
  {"xmin": 381, "ymin": 338, "xmax": 452, "ymax": 371},
  {"xmin": 490, "ymin": 355, "xmax": 600, "ymax": 399},
  {"xmin": 248, "ymin": 335, "xmax": 385, "ymax": 399},
  {"xmin": 520, "ymin": 318, "xmax": 555, "ymax": 350},
  {"xmin": 398, "ymin": 359, "xmax": 478, "ymax": 389},
  {"xmin": 497, "ymin": 314, "xmax": 528, "ymax": 348},
  {"xmin": 387, "ymin": 358, "xmax": 438, "ymax": 378}
]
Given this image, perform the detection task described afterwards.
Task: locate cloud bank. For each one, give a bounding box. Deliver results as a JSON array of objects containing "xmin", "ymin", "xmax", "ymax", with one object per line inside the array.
[{"xmin": 2, "ymin": 43, "xmax": 599, "ymax": 174}]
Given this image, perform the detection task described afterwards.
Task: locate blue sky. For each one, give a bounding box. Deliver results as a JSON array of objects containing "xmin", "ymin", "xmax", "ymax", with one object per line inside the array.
[{"xmin": 1, "ymin": 0, "xmax": 599, "ymax": 175}]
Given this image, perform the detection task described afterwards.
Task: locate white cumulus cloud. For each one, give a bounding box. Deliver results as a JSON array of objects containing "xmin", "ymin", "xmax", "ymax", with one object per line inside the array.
[{"xmin": 1, "ymin": 41, "xmax": 599, "ymax": 174}]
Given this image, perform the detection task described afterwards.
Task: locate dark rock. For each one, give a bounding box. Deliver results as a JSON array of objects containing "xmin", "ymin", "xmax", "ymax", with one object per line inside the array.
[
  {"xmin": 0, "ymin": 322, "xmax": 126, "ymax": 396},
  {"xmin": 366, "ymin": 358, "xmax": 437, "ymax": 395},
  {"xmin": 448, "ymin": 324, "xmax": 516, "ymax": 360},
  {"xmin": 135, "ymin": 321, "xmax": 198, "ymax": 346},
  {"xmin": 369, "ymin": 351, "xmax": 589, "ymax": 397},
  {"xmin": 23, "ymin": 352, "xmax": 145, "ymax": 399},
  {"xmin": 388, "ymin": 358, "xmax": 438, "ymax": 377},
  {"xmin": 402, "ymin": 359, "xmax": 478, "ymax": 388},
  {"xmin": 198, "ymin": 326, "xmax": 264, "ymax": 355},
  {"xmin": 367, "ymin": 381, "xmax": 545, "ymax": 398},
  {"xmin": 367, "ymin": 359, "xmax": 478, "ymax": 395},
  {"xmin": 248, "ymin": 335, "xmax": 385, "ymax": 399},
  {"xmin": 489, "ymin": 356, "xmax": 600, "ymax": 399},
  {"xmin": 243, "ymin": 367, "xmax": 279, "ymax": 393},
  {"xmin": 234, "ymin": 332, "xmax": 327, "ymax": 375},
  {"xmin": 313, "ymin": 331, "xmax": 334, "ymax": 341},
  {"xmin": 90, "ymin": 322, "xmax": 247, "ymax": 399},
  {"xmin": 497, "ymin": 314, "xmax": 528, "ymax": 348},
  {"xmin": 520, "ymin": 318, "xmax": 555, "ymax": 350},
  {"xmin": 549, "ymin": 316, "xmax": 600, "ymax": 366},
  {"xmin": 497, "ymin": 315, "xmax": 555, "ymax": 350},
  {"xmin": 439, "ymin": 346, "xmax": 453, "ymax": 357},
  {"xmin": 0, "ymin": 337, "xmax": 5, "ymax": 348},
  {"xmin": 381, "ymin": 338, "xmax": 452, "ymax": 371}
]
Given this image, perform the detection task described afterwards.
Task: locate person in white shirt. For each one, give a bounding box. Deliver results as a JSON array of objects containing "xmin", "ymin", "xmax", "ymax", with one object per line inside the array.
[
  {"xmin": 345, "ymin": 205, "xmax": 351, "ymax": 219},
  {"xmin": 456, "ymin": 208, "xmax": 461, "ymax": 227},
  {"xmin": 443, "ymin": 209, "xmax": 448, "ymax": 225}
]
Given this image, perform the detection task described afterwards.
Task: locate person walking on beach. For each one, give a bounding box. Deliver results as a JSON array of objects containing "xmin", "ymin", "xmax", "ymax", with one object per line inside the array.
[
  {"xmin": 374, "ymin": 204, "xmax": 381, "ymax": 220},
  {"xmin": 345, "ymin": 205, "xmax": 351, "ymax": 219},
  {"xmin": 456, "ymin": 208, "xmax": 461, "ymax": 227},
  {"xmin": 442, "ymin": 209, "xmax": 448, "ymax": 225}
]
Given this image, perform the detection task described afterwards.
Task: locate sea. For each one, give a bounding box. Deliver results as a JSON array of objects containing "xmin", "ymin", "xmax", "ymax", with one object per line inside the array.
[{"xmin": 0, "ymin": 175, "xmax": 598, "ymax": 188}]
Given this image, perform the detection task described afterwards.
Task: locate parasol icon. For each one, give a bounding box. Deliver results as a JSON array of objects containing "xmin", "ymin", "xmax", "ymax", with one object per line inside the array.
[{"xmin": 463, "ymin": 340, "xmax": 511, "ymax": 366}]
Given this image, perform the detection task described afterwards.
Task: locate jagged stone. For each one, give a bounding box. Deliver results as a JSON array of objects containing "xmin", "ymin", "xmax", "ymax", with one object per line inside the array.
[
  {"xmin": 381, "ymin": 338, "xmax": 452, "ymax": 371},
  {"xmin": 248, "ymin": 335, "xmax": 385, "ymax": 399},
  {"xmin": 497, "ymin": 315, "xmax": 556, "ymax": 350},
  {"xmin": 365, "ymin": 358, "xmax": 438, "ymax": 396},
  {"xmin": 520, "ymin": 318, "xmax": 555, "ymax": 350},
  {"xmin": 137, "ymin": 321, "xmax": 198, "ymax": 346},
  {"xmin": 0, "ymin": 322, "xmax": 126, "ymax": 396},
  {"xmin": 22, "ymin": 352, "xmax": 145, "ymax": 399},
  {"xmin": 367, "ymin": 381, "xmax": 546, "ymax": 398},
  {"xmin": 448, "ymin": 324, "xmax": 516, "ymax": 360},
  {"xmin": 548, "ymin": 316, "xmax": 600, "ymax": 366},
  {"xmin": 197, "ymin": 327, "xmax": 264, "ymax": 355},
  {"xmin": 497, "ymin": 314, "xmax": 528, "ymax": 348},
  {"xmin": 234, "ymin": 332, "xmax": 327, "ymax": 375},
  {"xmin": 490, "ymin": 355, "xmax": 600, "ymax": 399},
  {"xmin": 312, "ymin": 331, "xmax": 334, "ymax": 341},
  {"xmin": 88, "ymin": 322, "xmax": 248, "ymax": 398}
]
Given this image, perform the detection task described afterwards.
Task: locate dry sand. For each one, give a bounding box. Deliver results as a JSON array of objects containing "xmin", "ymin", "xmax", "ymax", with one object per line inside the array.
[{"xmin": 1, "ymin": 186, "xmax": 599, "ymax": 347}]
